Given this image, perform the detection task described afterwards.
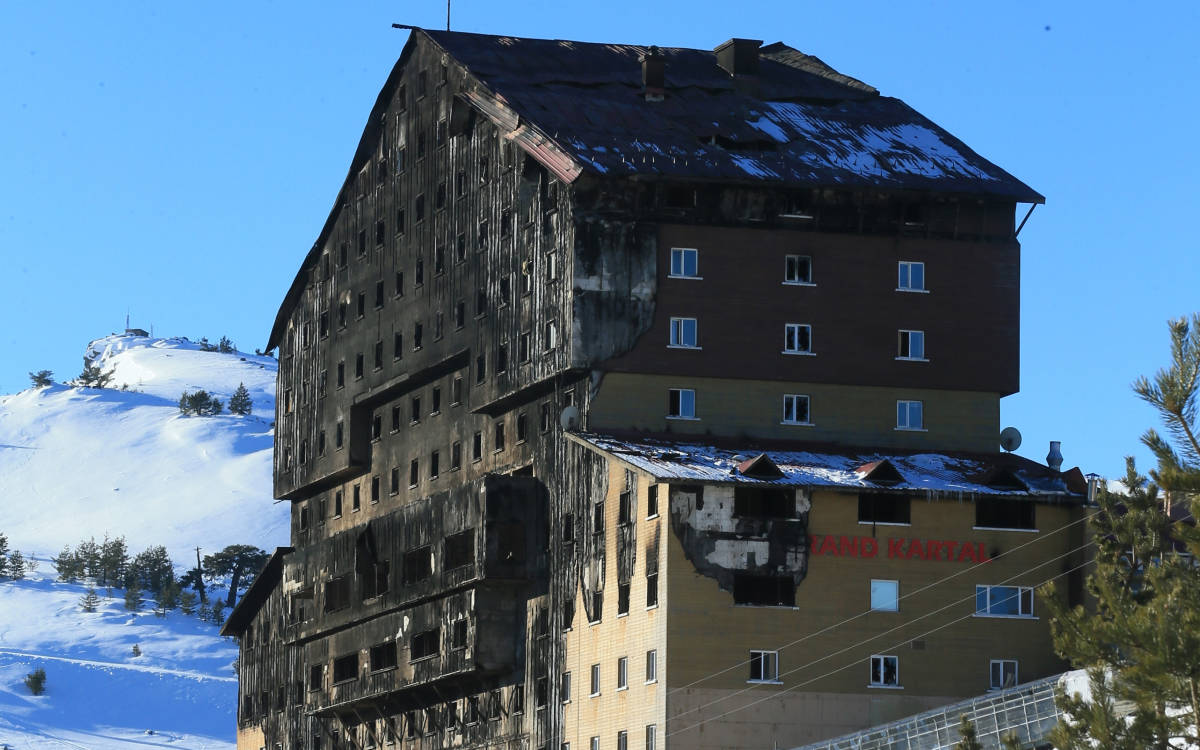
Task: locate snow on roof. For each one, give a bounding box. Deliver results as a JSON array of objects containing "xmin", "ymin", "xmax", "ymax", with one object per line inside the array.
[{"xmin": 570, "ymin": 433, "xmax": 1079, "ymax": 500}]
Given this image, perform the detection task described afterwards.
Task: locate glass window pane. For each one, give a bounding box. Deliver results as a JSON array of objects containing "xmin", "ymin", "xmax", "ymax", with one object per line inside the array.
[{"xmin": 911, "ymin": 263, "xmax": 924, "ymax": 289}]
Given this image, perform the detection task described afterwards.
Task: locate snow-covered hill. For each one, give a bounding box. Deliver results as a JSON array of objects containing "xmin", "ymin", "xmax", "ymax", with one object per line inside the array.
[
  {"xmin": 0, "ymin": 564, "xmax": 237, "ymax": 749},
  {"xmin": 0, "ymin": 334, "xmax": 289, "ymax": 556},
  {"xmin": 0, "ymin": 333, "xmax": 291, "ymax": 748}
]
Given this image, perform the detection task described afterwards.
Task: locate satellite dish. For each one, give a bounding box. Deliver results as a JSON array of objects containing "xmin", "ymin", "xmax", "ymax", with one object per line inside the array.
[
  {"xmin": 999, "ymin": 427, "xmax": 1022, "ymax": 453},
  {"xmin": 560, "ymin": 405, "xmax": 580, "ymax": 431}
]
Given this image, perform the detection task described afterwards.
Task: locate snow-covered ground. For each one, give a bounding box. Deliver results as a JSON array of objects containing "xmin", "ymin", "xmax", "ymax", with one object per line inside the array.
[
  {"xmin": 0, "ymin": 334, "xmax": 291, "ymax": 748},
  {"xmin": 0, "ymin": 563, "xmax": 237, "ymax": 749}
]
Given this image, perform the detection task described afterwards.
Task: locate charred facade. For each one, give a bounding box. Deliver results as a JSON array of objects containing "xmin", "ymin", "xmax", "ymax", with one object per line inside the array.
[{"xmin": 224, "ymin": 28, "xmax": 1084, "ymax": 750}]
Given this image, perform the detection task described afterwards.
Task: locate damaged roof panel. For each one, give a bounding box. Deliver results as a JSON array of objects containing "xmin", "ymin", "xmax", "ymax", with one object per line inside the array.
[
  {"xmin": 423, "ymin": 29, "xmax": 1043, "ymax": 202},
  {"xmin": 569, "ymin": 433, "xmax": 1082, "ymax": 500}
]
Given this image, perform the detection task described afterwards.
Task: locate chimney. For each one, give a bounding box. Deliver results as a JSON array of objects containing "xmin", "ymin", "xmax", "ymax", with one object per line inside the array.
[
  {"xmin": 715, "ymin": 38, "xmax": 762, "ymax": 76},
  {"xmin": 641, "ymin": 46, "xmax": 665, "ymax": 101},
  {"xmin": 1046, "ymin": 441, "xmax": 1063, "ymax": 472}
]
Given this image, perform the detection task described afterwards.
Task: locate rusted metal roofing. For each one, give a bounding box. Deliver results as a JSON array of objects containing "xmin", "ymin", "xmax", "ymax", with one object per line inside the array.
[
  {"xmin": 423, "ymin": 30, "xmax": 1043, "ymax": 203},
  {"xmin": 568, "ymin": 432, "xmax": 1084, "ymax": 500}
]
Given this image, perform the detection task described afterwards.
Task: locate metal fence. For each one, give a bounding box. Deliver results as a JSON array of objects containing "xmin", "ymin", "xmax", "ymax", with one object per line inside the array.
[{"xmin": 790, "ymin": 673, "xmax": 1067, "ymax": 750}]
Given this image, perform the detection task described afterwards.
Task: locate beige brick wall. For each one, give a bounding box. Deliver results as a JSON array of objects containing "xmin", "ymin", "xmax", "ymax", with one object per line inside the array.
[{"xmin": 563, "ymin": 461, "xmax": 668, "ymax": 750}]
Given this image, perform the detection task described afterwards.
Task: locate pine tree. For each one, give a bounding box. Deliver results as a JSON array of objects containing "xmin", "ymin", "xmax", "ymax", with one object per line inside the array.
[
  {"xmin": 178, "ymin": 389, "xmax": 223, "ymax": 416},
  {"xmin": 24, "ymin": 552, "xmax": 38, "ymax": 574},
  {"xmin": 76, "ymin": 537, "xmax": 101, "ymax": 581},
  {"xmin": 28, "ymin": 370, "xmax": 53, "ymax": 388},
  {"xmin": 180, "ymin": 589, "xmax": 197, "ymax": 615},
  {"xmin": 218, "ymin": 336, "xmax": 235, "ymax": 354},
  {"xmin": 126, "ymin": 545, "xmax": 175, "ymax": 593},
  {"xmin": 0, "ymin": 532, "xmax": 9, "ymax": 578},
  {"xmin": 228, "ymin": 382, "xmax": 253, "ymax": 415},
  {"xmin": 24, "ymin": 667, "xmax": 46, "ymax": 695},
  {"xmin": 7, "ymin": 550, "xmax": 26, "ymax": 580},
  {"xmin": 1044, "ymin": 314, "xmax": 1200, "ymax": 749},
  {"xmin": 124, "ymin": 585, "xmax": 143, "ymax": 611},
  {"xmin": 98, "ymin": 535, "xmax": 129, "ymax": 588},
  {"xmin": 75, "ymin": 364, "xmax": 113, "ymax": 388},
  {"xmin": 209, "ymin": 600, "xmax": 226, "ymax": 625},
  {"xmin": 202, "ymin": 545, "xmax": 269, "ymax": 609},
  {"xmin": 954, "ymin": 715, "xmax": 984, "ymax": 750},
  {"xmin": 80, "ymin": 587, "xmax": 101, "ymax": 613},
  {"xmin": 131, "ymin": 643, "xmax": 142, "ymax": 657},
  {"xmin": 52, "ymin": 545, "xmax": 82, "ymax": 582}
]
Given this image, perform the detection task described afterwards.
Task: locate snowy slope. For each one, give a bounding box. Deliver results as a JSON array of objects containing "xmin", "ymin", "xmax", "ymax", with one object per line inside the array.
[
  {"xmin": 0, "ymin": 334, "xmax": 289, "ymax": 557},
  {"xmin": 0, "ymin": 563, "xmax": 237, "ymax": 749},
  {"xmin": 0, "ymin": 334, "xmax": 291, "ymax": 748}
]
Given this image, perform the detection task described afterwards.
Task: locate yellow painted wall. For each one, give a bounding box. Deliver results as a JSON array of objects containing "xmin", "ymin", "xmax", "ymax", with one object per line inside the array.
[{"xmin": 588, "ymin": 372, "xmax": 999, "ymax": 453}]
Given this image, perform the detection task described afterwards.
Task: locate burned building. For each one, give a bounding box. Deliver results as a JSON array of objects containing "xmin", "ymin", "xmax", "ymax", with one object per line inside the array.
[{"xmin": 223, "ymin": 28, "xmax": 1087, "ymax": 750}]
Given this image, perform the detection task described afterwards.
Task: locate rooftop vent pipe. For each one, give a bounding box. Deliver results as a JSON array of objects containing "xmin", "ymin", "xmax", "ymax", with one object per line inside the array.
[
  {"xmin": 1046, "ymin": 441, "xmax": 1063, "ymax": 472},
  {"xmin": 715, "ymin": 38, "xmax": 762, "ymax": 76},
  {"xmin": 641, "ymin": 45, "xmax": 665, "ymax": 101}
]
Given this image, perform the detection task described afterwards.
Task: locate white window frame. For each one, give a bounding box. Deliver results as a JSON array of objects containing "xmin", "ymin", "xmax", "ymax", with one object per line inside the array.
[
  {"xmin": 669, "ymin": 248, "xmax": 700, "ymax": 279},
  {"xmin": 645, "ymin": 725, "xmax": 656, "ymax": 750},
  {"xmin": 616, "ymin": 731, "xmax": 627, "ymax": 750},
  {"xmin": 590, "ymin": 738, "xmax": 599, "ymax": 750},
  {"xmin": 897, "ymin": 330, "xmax": 927, "ymax": 361},
  {"xmin": 616, "ymin": 656, "xmax": 628, "ymax": 691},
  {"xmin": 748, "ymin": 650, "xmax": 781, "ymax": 684},
  {"xmin": 990, "ymin": 659, "xmax": 1019, "ymax": 690},
  {"xmin": 645, "ymin": 649, "xmax": 658, "ymax": 684},
  {"xmin": 782, "ymin": 394, "xmax": 812, "ymax": 426},
  {"xmin": 667, "ymin": 388, "xmax": 697, "ymax": 420},
  {"xmin": 668, "ymin": 317, "xmax": 699, "ymax": 349},
  {"xmin": 562, "ymin": 671, "xmax": 571, "ymax": 703},
  {"xmin": 896, "ymin": 400, "xmax": 924, "ymax": 431},
  {"xmin": 897, "ymin": 261, "xmax": 927, "ymax": 293},
  {"xmin": 783, "ymin": 323, "xmax": 814, "ymax": 356},
  {"xmin": 870, "ymin": 579, "xmax": 899, "ymax": 612},
  {"xmin": 975, "ymin": 585, "xmax": 1035, "ymax": 618},
  {"xmin": 783, "ymin": 254, "xmax": 814, "ymax": 286},
  {"xmin": 869, "ymin": 654, "xmax": 900, "ymax": 688},
  {"xmin": 590, "ymin": 663, "xmax": 601, "ymax": 697}
]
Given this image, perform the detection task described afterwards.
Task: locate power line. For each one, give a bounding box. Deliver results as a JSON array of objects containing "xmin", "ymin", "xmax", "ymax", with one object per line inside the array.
[
  {"xmin": 668, "ymin": 510, "xmax": 1097, "ymax": 695},
  {"xmin": 667, "ymin": 538, "xmax": 1093, "ymax": 724},
  {"xmin": 666, "ymin": 555, "xmax": 1097, "ymax": 739}
]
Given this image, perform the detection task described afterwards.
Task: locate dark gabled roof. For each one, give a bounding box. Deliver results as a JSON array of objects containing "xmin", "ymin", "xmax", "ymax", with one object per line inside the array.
[
  {"xmin": 266, "ymin": 28, "xmax": 1042, "ymax": 351},
  {"xmin": 423, "ymin": 29, "xmax": 1044, "ymax": 202},
  {"xmin": 219, "ymin": 546, "xmax": 293, "ymax": 637}
]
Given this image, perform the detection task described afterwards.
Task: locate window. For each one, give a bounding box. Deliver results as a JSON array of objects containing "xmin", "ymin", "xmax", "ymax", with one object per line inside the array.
[
  {"xmin": 898, "ymin": 261, "xmax": 926, "ymax": 291},
  {"xmin": 536, "ymin": 677, "xmax": 548, "ymax": 708},
  {"xmin": 332, "ymin": 653, "xmax": 358, "ymax": 684},
  {"xmin": 357, "ymin": 292, "xmax": 366, "ymax": 318},
  {"xmin": 518, "ymin": 331, "xmax": 531, "ymax": 363},
  {"xmin": 451, "ymin": 441, "xmax": 462, "ymax": 471},
  {"xmin": 669, "ymin": 248, "xmax": 699, "ymax": 278},
  {"xmin": 616, "ymin": 731, "xmax": 627, "ymax": 750},
  {"xmin": 444, "ymin": 531, "xmax": 474, "ymax": 570},
  {"xmin": 645, "ymin": 725, "xmax": 656, "ymax": 750},
  {"xmin": 870, "ymin": 655, "xmax": 899, "ymax": 687},
  {"xmin": 308, "ymin": 664, "xmax": 322, "ymax": 691},
  {"xmin": 870, "ymin": 579, "xmax": 899, "ymax": 611},
  {"xmin": 898, "ymin": 330, "xmax": 926, "ymax": 360},
  {"xmin": 410, "ymin": 396, "xmax": 421, "ymax": 424},
  {"xmin": 990, "ymin": 659, "xmax": 1018, "ymax": 690},
  {"xmin": 590, "ymin": 739, "xmax": 599, "ymax": 750},
  {"xmin": 411, "ymin": 628, "xmax": 439, "ymax": 661},
  {"xmin": 617, "ymin": 583, "xmax": 630, "ymax": 615},
  {"xmin": 496, "ymin": 343, "xmax": 508, "ymax": 373},
  {"xmin": 976, "ymin": 585, "xmax": 1035, "ymax": 617},
  {"xmin": 335, "ymin": 420, "xmax": 344, "ymax": 448},
  {"xmin": 430, "ymin": 450, "xmax": 439, "ymax": 478},
  {"xmin": 544, "ymin": 321, "xmax": 557, "ymax": 351},
  {"xmin": 374, "ymin": 340, "xmax": 384, "ymax": 370},
  {"xmin": 561, "ymin": 671, "xmax": 572, "ymax": 702},
  {"xmin": 393, "ymin": 332, "xmax": 403, "ymax": 360},
  {"xmin": 645, "ymin": 650, "xmax": 657, "ymax": 683},
  {"xmin": 472, "ymin": 431, "xmax": 482, "ymax": 462},
  {"xmin": 402, "ymin": 547, "xmax": 432, "ymax": 584},
  {"xmin": 413, "ymin": 322, "xmax": 423, "ymax": 350},
  {"xmin": 451, "ymin": 376, "xmax": 462, "ymax": 405},
  {"xmin": 896, "ymin": 400, "xmax": 923, "ymax": 430},
  {"xmin": 390, "ymin": 467, "xmax": 399, "ymax": 495},
  {"xmin": 784, "ymin": 254, "xmax": 812, "ymax": 284},
  {"xmin": 667, "ymin": 388, "xmax": 696, "ymax": 419},
  {"xmin": 494, "ymin": 420, "xmax": 506, "ymax": 452},
  {"xmin": 782, "ymin": 394, "xmax": 811, "ymax": 425},
  {"xmin": 647, "ymin": 486, "xmax": 658, "ymax": 518},
  {"xmin": 370, "ymin": 643, "xmax": 397, "ymax": 672},
  {"xmin": 333, "ymin": 490, "xmax": 343, "ymax": 517},
  {"xmin": 734, "ymin": 488, "xmax": 795, "ymax": 518},
  {"xmin": 646, "ymin": 572, "xmax": 658, "ymax": 608},
  {"xmin": 590, "ymin": 590, "xmax": 603, "ymax": 623},
  {"xmin": 451, "ymin": 619, "xmax": 468, "ymax": 650},
  {"xmin": 749, "ymin": 650, "xmax": 779, "ymax": 683},
  {"xmin": 355, "ymin": 353, "xmax": 364, "ymax": 379},
  {"xmin": 783, "ymin": 323, "xmax": 812, "ymax": 355},
  {"xmin": 976, "ymin": 498, "xmax": 1036, "ymax": 530},
  {"xmin": 409, "ymin": 459, "xmax": 419, "ymax": 488},
  {"xmin": 668, "ymin": 317, "xmax": 698, "ymax": 348},
  {"xmin": 475, "ymin": 354, "xmax": 486, "ymax": 384},
  {"xmin": 858, "ymin": 495, "xmax": 911, "ymax": 525},
  {"xmin": 616, "ymin": 657, "xmax": 628, "ymax": 690},
  {"xmin": 733, "ymin": 574, "xmax": 795, "ymax": 607},
  {"xmin": 589, "ymin": 664, "xmax": 600, "ymax": 696},
  {"xmin": 431, "ymin": 387, "xmax": 441, "ymax": 414}
]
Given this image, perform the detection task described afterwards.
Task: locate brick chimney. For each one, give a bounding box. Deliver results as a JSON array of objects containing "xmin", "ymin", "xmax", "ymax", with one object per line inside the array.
[
  {"xmin": 641, "ymin": 45, "xmax": 665, "ymax": 101},
  {"xmin": 715, "ymin": 38, "xmax": 762, "ymax": 76}
]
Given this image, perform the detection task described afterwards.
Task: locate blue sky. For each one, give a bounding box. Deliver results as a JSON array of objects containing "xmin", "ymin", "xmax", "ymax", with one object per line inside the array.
[{"xmin": 2, "ymin": 1, "xmax": 1197, "ymax": 477}]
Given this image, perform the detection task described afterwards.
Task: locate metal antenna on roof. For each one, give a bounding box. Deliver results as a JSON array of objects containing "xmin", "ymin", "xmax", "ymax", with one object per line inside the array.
[{"xmin": 446, "ymin": 0, "xmax": 450, "ymax": 30}]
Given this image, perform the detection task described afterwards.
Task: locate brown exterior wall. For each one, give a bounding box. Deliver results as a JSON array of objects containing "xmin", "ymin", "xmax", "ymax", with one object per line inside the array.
[
  {"xmin": 588, "ymin": 372, "xmax": 1001, "ymax": 453},
  {"xmin": 602, "ymin": 224, "xmax": 1020, "ymax": 397}
]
